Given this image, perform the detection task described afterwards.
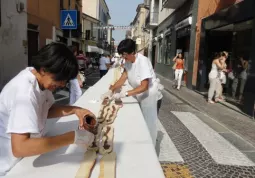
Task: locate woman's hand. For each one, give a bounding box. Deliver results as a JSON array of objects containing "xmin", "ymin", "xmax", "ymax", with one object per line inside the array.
[
  {"xmin": 74, "ymin": 129, "xmax": 95, "ymax": 148},
  {"xmin": 74, "ymin": 108, "xmax": 96, "ymax": 130},
  {"xmin": 223, "ymin": 69, "xmax": 229, "ymax": 73},
  {"xmin": 112, "ymin": 91, "xmax": 127, "ymax": 100},
  {"xmin": 101, "ymin": 90, "xmax": 113, "ymax": 100},
  {"xmin": 78, "ymin": 79, "xmax": 83, "ymax": 88}
]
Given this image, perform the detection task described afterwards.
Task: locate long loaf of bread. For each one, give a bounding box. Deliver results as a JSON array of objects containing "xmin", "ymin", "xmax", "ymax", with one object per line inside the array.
[
  {"xmin": 99, "ymin": 125, "xmax": 114, "ymax": 155},
  {"xmin": 98, "ymin": 152, "xmax": 116, "ymax": 178},
  {"xmin": 75, "ymin": 150, "xmax": 97, "ymax": 178}
]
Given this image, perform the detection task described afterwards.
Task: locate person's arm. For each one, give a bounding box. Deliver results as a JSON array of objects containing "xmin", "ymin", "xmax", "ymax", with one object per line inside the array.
[
  {"xmin": 110, "ymin": 70, "xmax": 128, "ymax": 91},
  {"xmin": 77, "ymin": 74, "xmax": 83, "ymax": 87},
  {"xmin": 126, "ymin": 79, "xmax": 149, "ymax": 96},
  {"xmin": 11, "ymin": 132, "xmax": 74, "ymax": 157},
  {"xmin": 214, "ymin": 59, "xmax": 225, "ymax": 70},
  {"xmin": 106, "ymin": 63, "xmax": 111, "ymax": 69},
  {"xmin": 242, "ymin": 60, "xmax": 248, "ymax": 70},
  {"xmin": 47, "ymin": 105, "xmax": 80, "ymax": 119},
  {"xmin": 173, "ymin": 55, "xmax": 178, "ymax": 62},
  {"xmin": 105, "ymin": 58, "xmax": 112, "ymax": 69},
  {"xmin": 48, "ymin": 105, "xmax": 96, "ymax": 129}
]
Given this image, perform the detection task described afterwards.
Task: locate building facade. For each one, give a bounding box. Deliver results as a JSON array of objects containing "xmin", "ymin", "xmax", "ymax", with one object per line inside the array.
[
  {"xmin": 82, "ymin": 0, "xmax": 111, "ymax": 54},
  {"xmin": 98, "ymin": 0, "xmax": 111, "ymax": 53},
  {"xmin": 81, "ymin": 13, "xmax": 100, "ymax": 54},
  {"xmin": 145, "ymin": 0, "xmax": 174, "ymax": 67},
  {"xmin": 0, "ymin": 0, "xmax": 28, "ymax": 90},
  {"xmin": 131, "ymin": 3, "xmax": 150, "ymax": 56},
  {"xmin": 153, "ymin": 0, "xmax": 195, "ymax": 85},
  {"xmin": 196, "ymin": 0, "xmax": 255, "ymax": 116},
  {"xmin": 148, "ymin": 0, "xmax": 254, "ymax": 116},
  {"xmin": 27, "ymin": 0, "xmax": 82, "ymax": 65}
]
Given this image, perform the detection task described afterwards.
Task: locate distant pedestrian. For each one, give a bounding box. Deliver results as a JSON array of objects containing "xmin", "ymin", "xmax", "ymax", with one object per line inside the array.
[
  {"xmin": 208, "ymin": 52, "xmax": 228, "ymax": 104},
  {"xmin": 173, "ymin": 53, "xmax": 185, "ymax": 90},
  {"xmin": 232, "ymin": 56, "xmax": 248, "ymax": 102},
  {"xmin": 218, "ymin": 55, "xmax": 228, "ymax": 101},
  {"xmin": 76, "ymin": 50, "xmax": 87, "ymax": 71},
  {"xmin": 68, "ymin": 46, "xmax": 83, "ymax": 105},
  {"xmin": 99, "ymin": 54, "xmax": 111, "ymax": 78}
]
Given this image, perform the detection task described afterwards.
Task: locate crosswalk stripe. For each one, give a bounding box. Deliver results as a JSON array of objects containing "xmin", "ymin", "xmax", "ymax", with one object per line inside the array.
[
  {"xmin": 172, "ymin": 111, "xmax": 255, "ymax": 166},
  {"xmin": 157, "ymin": 120, "xmax": 184, "ymax": 162}
]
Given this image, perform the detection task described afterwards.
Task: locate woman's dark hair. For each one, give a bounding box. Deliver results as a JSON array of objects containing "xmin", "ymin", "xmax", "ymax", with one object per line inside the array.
[
  {"xmin": 117, "ymin": 39, "xmax": 136, "ymax": 55},
  {"xmin": 220, "ymin": 51, "xmax": 228, "ymax": 57},
  {"xmin": 213, "ymin": 52, "xmax": 220, "ymax": 59},
  {"xmin": 177, "ymin": 52, "xmax": 184, "ymax": 59},
  {"xmin": 31, "ymin": 42, "xmax": 79, "ymax": 81},
  {"xmin": 69, "ymin": 45, "xmax": 78, "ymax": 54}
]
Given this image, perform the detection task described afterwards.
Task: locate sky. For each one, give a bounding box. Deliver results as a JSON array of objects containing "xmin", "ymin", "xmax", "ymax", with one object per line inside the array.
[{"xmin": 105, "ymin": 0, "xmax": 143, "ymax": 45}]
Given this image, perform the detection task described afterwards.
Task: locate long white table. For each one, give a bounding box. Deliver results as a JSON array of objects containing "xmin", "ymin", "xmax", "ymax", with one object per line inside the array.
[{"xmin": 6, "ymin": 69, "xmax": 165, "ymax": 178}]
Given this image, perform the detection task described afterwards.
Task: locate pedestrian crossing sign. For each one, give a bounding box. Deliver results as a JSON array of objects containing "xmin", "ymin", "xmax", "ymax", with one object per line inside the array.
[{"xmin": 61, "ymin": 10, "xmax": 77, "ymax": 29}]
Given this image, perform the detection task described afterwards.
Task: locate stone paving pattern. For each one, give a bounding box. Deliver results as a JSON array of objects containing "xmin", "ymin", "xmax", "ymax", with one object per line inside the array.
[
  {"xmin": 157, "ymin": 74, "xmax": 255, "ymax": 148},
  {"xmin": 159, "ymin": 91, "xmax": 255, "ymax": 178},
  {"xmin": 161, "ymin": 163, "xmax": 194, "ymax": 178},
  {"xmin": 59, "ymin": 70, "xmax": 255, "ymax": 177}
]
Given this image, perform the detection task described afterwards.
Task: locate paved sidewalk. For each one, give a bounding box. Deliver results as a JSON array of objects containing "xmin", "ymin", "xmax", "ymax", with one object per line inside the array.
[{"xmin": 157, "ymin": 73, "xmax": 255, "ymax": 148}]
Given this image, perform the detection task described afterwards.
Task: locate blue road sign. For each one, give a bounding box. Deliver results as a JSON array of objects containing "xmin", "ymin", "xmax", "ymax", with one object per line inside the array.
[{"xmin": 61, "ymin": 10, "xmax": 77, "ymax": 30}]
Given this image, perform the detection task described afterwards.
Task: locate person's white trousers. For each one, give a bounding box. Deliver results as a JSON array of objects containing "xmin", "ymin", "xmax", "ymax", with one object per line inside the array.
[
  {"xmin": 137, "ymin": 83, "xmax": 158, "ymax": 146},
  {"xmin": 175, "ymin": 69, "xmax": 184, "ymax": 89},
  {"xmin": 69, "ymin": 78, "xmax": 82, "ymax": 105}
]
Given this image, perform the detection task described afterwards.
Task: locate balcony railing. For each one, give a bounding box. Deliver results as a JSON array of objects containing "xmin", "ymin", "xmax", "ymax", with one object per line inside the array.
[
  {"xmin": 145, "ymin": 11, "xmax": 159, "ymax": 29},
  {"xmin": 162, "ymin": 0, "xmax": 187, "ymax": 9},
  {"xmin": 150, "ymin": 12, "xmax": 159, "ymax": 24}
]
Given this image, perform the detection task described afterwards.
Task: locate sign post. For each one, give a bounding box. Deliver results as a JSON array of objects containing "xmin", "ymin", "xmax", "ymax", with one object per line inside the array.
[
  {"xmin": 61, "ymin": 10, "xmax": 77, "ymax": 46},
  {"xmin": 61, "ymin": 10, "xmax": 77, "ymax": 30}
]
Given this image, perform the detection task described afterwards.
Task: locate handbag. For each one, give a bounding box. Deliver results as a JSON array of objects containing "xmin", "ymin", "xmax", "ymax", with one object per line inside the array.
[
  {"xmin": 172, "ymin": 62, "xmax": 176, "ymax": 70},
  {"xmin": 228, "ymin": 71, "xmax": 235, "ymax": 80}
]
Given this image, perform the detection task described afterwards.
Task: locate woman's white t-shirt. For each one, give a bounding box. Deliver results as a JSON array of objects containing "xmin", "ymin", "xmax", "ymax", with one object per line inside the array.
[
  {"xmin": 124, "ymin": 53, "xmax": 162, "ymax": 100},
  {"xmin": 99, "ymin": 57, "xmax": 110, "ymax": 70},
  {"xmin": 0, "ymin": 67, "xmax": 54, "ymax": 176}
]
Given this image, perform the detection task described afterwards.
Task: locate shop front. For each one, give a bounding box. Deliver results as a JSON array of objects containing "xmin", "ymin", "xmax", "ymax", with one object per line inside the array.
[
  {"xmin": 175, "ymin": 16, "xmax": 192, "ymax": 85},
  {"xmin": 197, "ymin": 0, "xmax": 255, "ymax": 116},
  {"xmin": 154, "ymin": 0, "xmax": 195, "ymax": 81}
]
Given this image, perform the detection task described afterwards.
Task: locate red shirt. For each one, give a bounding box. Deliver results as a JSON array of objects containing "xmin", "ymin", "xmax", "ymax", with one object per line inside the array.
[{"xmin": 176, "ymin": 59, "xmax": 184, "ymax": 69}]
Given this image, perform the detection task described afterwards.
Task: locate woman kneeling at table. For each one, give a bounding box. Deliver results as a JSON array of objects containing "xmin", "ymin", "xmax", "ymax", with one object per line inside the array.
[
  {"xmin": 0, "ymin": 43, "xmax": 96, "ymax": 176},
  {"xmin": 102, "ymin": 39, "xmax": 163, "ymax": 146}
]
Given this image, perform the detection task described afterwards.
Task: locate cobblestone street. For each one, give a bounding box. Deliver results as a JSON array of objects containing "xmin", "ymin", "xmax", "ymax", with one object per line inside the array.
[
  {"xmin": 158, "ymin": 90, "xmax": 255, "ymax": 178},
  {"xmin": 54, "ymin": 70, "xmax": 255, "ymax": 178}
]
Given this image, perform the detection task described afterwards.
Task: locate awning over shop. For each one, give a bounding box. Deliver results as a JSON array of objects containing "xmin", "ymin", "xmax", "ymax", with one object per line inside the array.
[
  {"xmin": 98, "ymin": 48, "xmax": 104, "ymax": 54},
  {"xmin": 104, "ymin": 50, "xmax": 110, "ymax": 55},
  {"xmin": 86, "ymin": 45, "xmax": 99, "ymax": 53}
]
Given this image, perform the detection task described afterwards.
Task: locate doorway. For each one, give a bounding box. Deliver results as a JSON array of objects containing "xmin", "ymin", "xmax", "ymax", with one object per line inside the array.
[
  {"xmin": 27, "ymin": 24, "xmax": 39, "ymax": 66},
  {"xmin": 152, "ymin": 45, "xmax": 156, "ymax": 68}
]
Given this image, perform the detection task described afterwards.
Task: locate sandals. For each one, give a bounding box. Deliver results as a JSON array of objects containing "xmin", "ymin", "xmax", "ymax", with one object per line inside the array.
[{"xmin": 208, "ymin": 100, "xmax": 215, "ymax": 104}]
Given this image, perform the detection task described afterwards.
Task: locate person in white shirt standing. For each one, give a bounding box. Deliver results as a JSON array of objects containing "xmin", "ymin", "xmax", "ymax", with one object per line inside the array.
[
  {"xmin": 68, "ymin": 46, "xmax": 83, "ymax": 105},
  {"xmin": 99, "ymin": 54, "xmax": 111, "ymax": 78},
  {"xmin": 0, "ymin": 43, "xmax": 96, "ymax": 176},
  {"xmin": 102, "ymin": 39, "xmax": 163, "ymax": 146}
]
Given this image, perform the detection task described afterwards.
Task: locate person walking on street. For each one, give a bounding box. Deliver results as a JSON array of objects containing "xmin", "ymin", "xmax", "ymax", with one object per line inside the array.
[
  {"xmin": 76, "ymin": 50, "xmax": 87, "ymax": 71},
  {"xmin": 69, "ymin": 46, "xmax": 83, "ymax": 105},
  {"xmin": 218, "ymin": 55, "xmax": 228, "ymax": 101},
  {"xmin": 99, "ymin": 54, "xmax": 111, "ymax": 78},
  {"xmin": 101, "ymin": 39, "xmax": 163, "ymax": 146},
  {"xmin": 232, "ymin": 56, "xmax": 248, "ymax": 102},
  {"xmin": 0, "ymin": 43, "xmax": 96, "ymax": 176},
  {"xmin": 208, "ymin": 52, "xmax": 228, "ymax": 104},
  {"xmin": 173, "ymin": 53, "xmax": 185, "ymax": 90}
]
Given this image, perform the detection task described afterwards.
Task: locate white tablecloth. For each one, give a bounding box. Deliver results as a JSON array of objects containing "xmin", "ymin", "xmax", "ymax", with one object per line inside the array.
[{"xmin": 6, "ymin": 69, "xmax": 165, "ymax": 178}]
